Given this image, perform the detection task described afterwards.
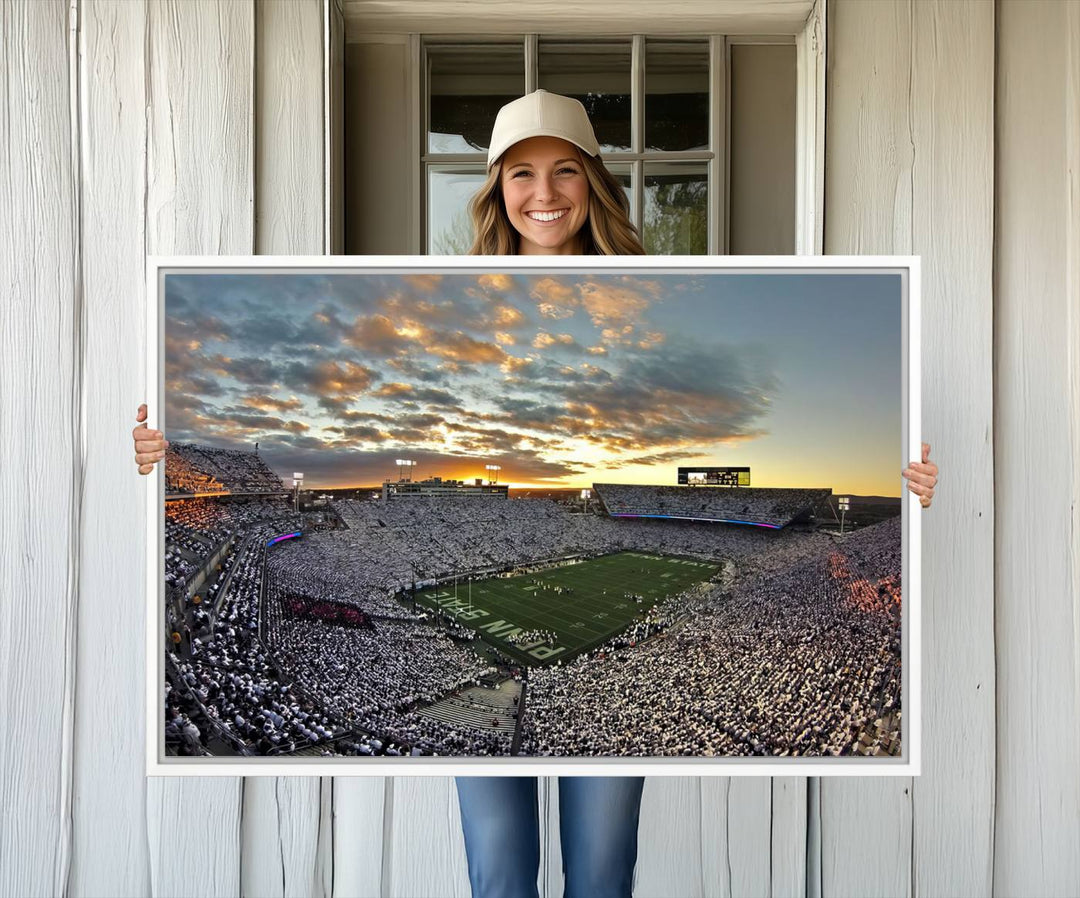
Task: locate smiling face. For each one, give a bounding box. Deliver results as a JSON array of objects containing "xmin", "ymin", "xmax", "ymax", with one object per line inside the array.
[{"xmin": 499, "ymin": 136, "xmax": 591, "ymax": 255}]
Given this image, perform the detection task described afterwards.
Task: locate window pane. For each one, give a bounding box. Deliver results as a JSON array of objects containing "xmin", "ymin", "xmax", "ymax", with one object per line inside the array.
[
  {"xmin": 428, "ymin": 44, "xmax": 524, "ymax": 154},
  {"xmin": 428, "ymin": 167, "xmax": 487, "ymax": 254},
  {"xmin": 603, "ymin": 163, "xmax": 634, "ymax": 221},
  {"xmin": 538, "ymin": 40, "xmax": 631, "ymax": 153},
  {"xmin": 645, "ymin": 40, "xmax": 709, "ymax": 152},
  {"xmin": 643, "ymin": 163, "xmax": 708, "ymax": 255}
]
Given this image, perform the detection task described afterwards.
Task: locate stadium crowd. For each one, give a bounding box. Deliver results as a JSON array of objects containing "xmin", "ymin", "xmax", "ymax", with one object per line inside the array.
[
  {"xmin": 521, "ymin": 518, "xmax": 903, "ymax": 758},
  {"xmin": 166, "ymin": 442, "xmax": 286, "ymax": 495},
  {"xmin": 165, "ymin": 496, "xmax": 300, "ymax": 596},
  {"xmin": 163, "ymin": 446, "xmax": 903, "ymax": 760},
  {"xmin": 594, "ymin": 483, "xmax": 831, "ymax": 529}
]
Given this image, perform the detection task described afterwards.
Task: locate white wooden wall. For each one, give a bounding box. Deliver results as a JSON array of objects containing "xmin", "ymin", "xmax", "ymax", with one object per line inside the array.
[
  {"xmin": 994, "ymin": 0, "xmax": 1080, "ymax": 891},
  {"xmin": 824, "ymin": 1, "xmax": 996, "ymax": 894},
  {"xmin": 1, "ymin": 1, "xmax": 1077, "ymax": 896}
]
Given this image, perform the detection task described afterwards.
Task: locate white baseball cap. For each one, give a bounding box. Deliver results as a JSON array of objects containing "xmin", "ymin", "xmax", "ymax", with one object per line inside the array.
[{"xmin": 486, "ymin": 89, "xmax": 601, "ymax": 169}]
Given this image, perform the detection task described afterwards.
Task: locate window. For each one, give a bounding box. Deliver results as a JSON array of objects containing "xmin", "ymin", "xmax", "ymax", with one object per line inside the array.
[{"xmin": 421, "ymin": 35, "xmax": 795, "ymax": 256}]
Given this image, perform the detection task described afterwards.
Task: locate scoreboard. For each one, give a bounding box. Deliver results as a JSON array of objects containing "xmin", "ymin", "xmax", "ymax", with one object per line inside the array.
[{"xmin": 678, "ymin": 466, "xmax": 750, "ymax": 487}]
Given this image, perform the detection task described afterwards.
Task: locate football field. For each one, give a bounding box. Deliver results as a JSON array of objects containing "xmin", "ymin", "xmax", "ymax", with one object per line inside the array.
[{"xmin": 412, "ymin": 551, "xmax": 720, "ymax": 666}]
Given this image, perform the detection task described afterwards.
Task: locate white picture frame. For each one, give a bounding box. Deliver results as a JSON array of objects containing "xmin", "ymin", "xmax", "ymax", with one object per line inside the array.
[{"xmin": 146, "ymin": 254, "xmax": 920, "ymax": 777}]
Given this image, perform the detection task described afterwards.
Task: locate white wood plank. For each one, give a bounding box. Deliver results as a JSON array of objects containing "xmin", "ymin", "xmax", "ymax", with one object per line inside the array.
[
  {"xmin": 1068, "ymin": 1, "xmax": 1080, "ymax": 825},
  {"xmin": 698, "ymin": 778, "xmax": 775, "ymax": 898},
  {"xmin": 244, "ymin": 3, "xmax": 327, "ymax": 895},
  {"xmin": 994, "ymin": 1, "xmax": 1080, "ymax": 892},
  {"xmin": 241, "ymin": 778, "xmax": 326, "ymax": 898},
  {"xmin": 71, "ymin": 2, "xmax": 153, "ymax": 896},
  {"xmin": 385, "ymin": 777, "xmax": 471, "ymax": 898},
  {"xmin": 315, "ymin": 778, "xmax": 335, "ymax": 897},
  {"xmin": 821, "ymin": 3, "xmax": 913, "ymax": 893},
  {"xmin": 824, "ymin": 0, "xmax": 912, "ymax": 254},
  {"xmin": 327, "ymin": 0, "xmax": 345, "ymax": 255},
  {"xmin": 144, "ymin": 2, "xmax": 255, "ymax": 895},
  {"xmin": 332, "ymin": 778, "xmax": 387, "ymax": 897},
  {"xmin": 342, "ymin": 0, "xmax": 815, "ymax": 38},
  {"xmin": 770, "ymin": 777, "xmax": 808, "ymax": 897},
  {"xmin": 146, "ymin": 778, "xmax": 244, "ymax": 897},
  {"xmin": 825, "ymin": 2, "xmax": 997, "ymax": 896},
  {"xmin": 794, "ymin": 0, "xmax": 825, "ymax": 255},
  {"xmin": 821, "ymin": 779, "xmax": 911, "ymax": 898},
  {"xmin": 699, "ymin": 779, "xmax": 731, "ymax": 898},
  {"xmin": 630, "ymin": 778, "xmax": 703, "ymax": 898},
  {"xmin": 908, "ymin": 2, "xmax": 995, "ymax": 896},
  {"xmin": 0, "ymin": 1, "xmax": 77, "ymax": 896},
  {"xmin": 256, "ymin": 0, "xmax": 324, "ymax": 256},
  {"xmin": 145, "ymin": 0, "xmax": 255, "ymax": 257}
]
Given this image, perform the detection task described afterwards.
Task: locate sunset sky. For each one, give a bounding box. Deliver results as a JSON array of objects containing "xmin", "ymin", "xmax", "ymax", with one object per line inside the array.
[{"xmin": 164, "ymin": 270, "xmax": 903, "ymax": 496}]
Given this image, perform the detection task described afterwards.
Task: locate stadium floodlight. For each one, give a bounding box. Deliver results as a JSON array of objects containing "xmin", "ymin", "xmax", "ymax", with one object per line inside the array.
[
  {"xmin": 580, "ymin": 488, "xmax": 591, "ymax": 513},
  {"xmin": 485, "ymin": 463, "xmax": 501, "ymax": 484},
  {"xmin": 292, "ymin": 473, "xmax": 304, "ymax": 515},
  {"xmin": 837, "ymin": 497, "xmax": 850, "ymax": 533},
  {"xmin": 395, "ymin": 458, "xmax": 417, "ymax": 481}
]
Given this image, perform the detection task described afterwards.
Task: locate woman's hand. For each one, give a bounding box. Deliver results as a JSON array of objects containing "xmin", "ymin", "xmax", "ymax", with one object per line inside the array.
[
  {"xmin": 133, "ymin": 403, "xmax": 169, "ymax": 475},
  {"xmin": 902, "ymin": 442, "xmax": 938, "ymax": 508}
]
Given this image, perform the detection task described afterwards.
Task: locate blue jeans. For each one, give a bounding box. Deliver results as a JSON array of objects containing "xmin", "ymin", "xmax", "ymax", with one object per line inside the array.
[{"xmin": 454, "ymin": 776, "xmax": 646, "ymax": 898}]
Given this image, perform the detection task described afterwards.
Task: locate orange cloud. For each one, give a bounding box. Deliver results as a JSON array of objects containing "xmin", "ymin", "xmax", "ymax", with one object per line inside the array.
[
  {"xmin": 579, "ymin": 281, "xmax": 650, "ymax": 328},
  {"xmin": 346, "ymin": 314, "xmax": 409, "ymax": 354},
  {"xmin": 500, "ymin": 356, "xmax": 533, "ymax": 374},
  {"xmin": 241, "ymin": 394, "xmax": 304, "ymax": 413},
  {"xmin": 372, "ymin": 382, "xmax": 414, "ymax": 397},
  {"xmin": 425, "ymin": 331, "xmax": 508, "ymax": 365},
  {"xmin": 310, "ymin": 360, "xmax": 378, "ymax": 396},
  {"xmin": 402, "ymin": 274, "xmax": 444, "ymax": 292},
  {"xmin": 531, "ymin": 277, "xmax": 578, "ymax": 319},
  {"xmin": 600, "ymin": 325, "xmax": 635, "ymax": 345},
  {"xmin": 478, "ymin": 273, "xmax": 514, "ymax": 291},
  {"xmin": 493, "ymin": 304, "xmax": 525, "ymax": 327}
]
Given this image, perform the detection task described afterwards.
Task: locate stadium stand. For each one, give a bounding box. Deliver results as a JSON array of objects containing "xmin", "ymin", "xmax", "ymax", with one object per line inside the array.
[
  {"xmin": 166, "ymin": 442, "xmax": 286, "ymax": 495},
  {"xmin": 593, "ymin": 483, "xmax": 831, "ymax": 529},
  {"xmin": 162, "ymin": 445, "xmax": 902, "ymax": 760}
]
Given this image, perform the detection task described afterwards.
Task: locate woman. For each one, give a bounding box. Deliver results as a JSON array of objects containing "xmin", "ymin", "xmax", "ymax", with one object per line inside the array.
[
  {"xmin": 452, "ymin": 90, "xmax": 650, "ymax": 898},
  {"xmin": 132, "ymin": 89, "xmax": 939, "ymax": 898}
]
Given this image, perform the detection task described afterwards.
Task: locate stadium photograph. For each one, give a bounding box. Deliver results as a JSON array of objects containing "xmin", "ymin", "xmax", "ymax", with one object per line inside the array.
[{"xmin": 154, "ymin": 262, "xmax": 910, "ymax": 768}]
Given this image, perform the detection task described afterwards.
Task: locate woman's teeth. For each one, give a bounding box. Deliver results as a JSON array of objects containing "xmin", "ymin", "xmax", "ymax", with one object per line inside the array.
[{"xmin": 527, "ymin": 209, "xmax": 567, "ymax": 222}]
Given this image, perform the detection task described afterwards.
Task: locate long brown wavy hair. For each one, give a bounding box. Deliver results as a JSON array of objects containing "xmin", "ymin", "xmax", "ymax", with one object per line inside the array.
[{"xmin": 467, "ymin": 149, "xmax": 646, "ymax": 256}]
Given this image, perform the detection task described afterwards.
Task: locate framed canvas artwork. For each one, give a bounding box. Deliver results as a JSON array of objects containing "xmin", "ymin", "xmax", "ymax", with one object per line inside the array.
[{"xmin": 145, "ymin": 255, "xmax": 920, "ymax": 777}]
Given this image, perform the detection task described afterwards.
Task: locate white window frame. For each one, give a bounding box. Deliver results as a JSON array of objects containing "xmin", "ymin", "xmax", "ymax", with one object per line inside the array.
[{"xmin": 395, "ymin": 1, "xmax": 825, "ymax": 256}]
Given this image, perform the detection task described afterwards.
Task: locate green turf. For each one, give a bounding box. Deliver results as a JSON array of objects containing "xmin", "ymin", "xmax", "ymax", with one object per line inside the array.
[{"xmin": 410, "ymin": 551, "xmax": 720, "ymax": 666}]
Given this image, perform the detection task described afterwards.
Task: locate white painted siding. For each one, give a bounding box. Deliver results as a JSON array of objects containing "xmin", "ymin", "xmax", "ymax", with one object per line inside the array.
[
  {"xmin": 73, "ymin": 1, "xmax": 152, "ymax": 895},
  {"xmin": 824, "ymin": 2, "xmax": 996, "ymax": 895},
  {"xmin": 2, "ymin": 2, "xmax": 1078, "ymax": 897},
  {"xmin": 0, "ymin": 2, "xmax": 78, "ymax": 897},
  {"xmin": 144, "ymin": 1, "xmax": 254, "ymax": 895},
  {"xmin": 994, "ymin": 0, "xmax": 1080, "ymax": 892}
]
